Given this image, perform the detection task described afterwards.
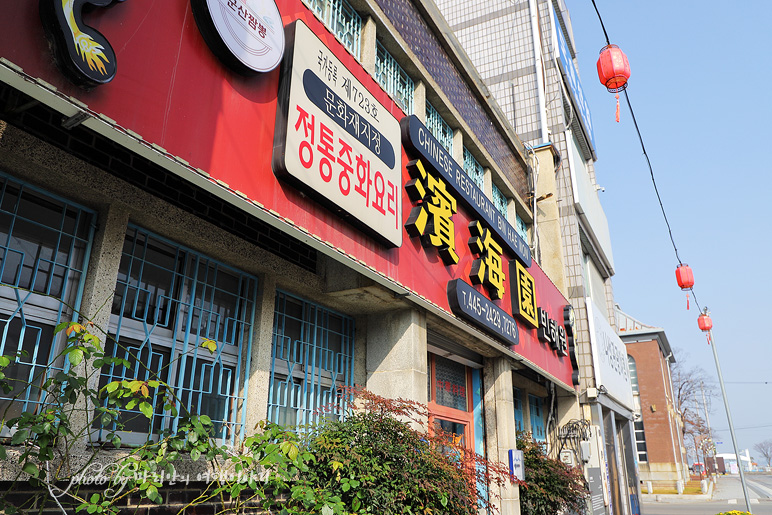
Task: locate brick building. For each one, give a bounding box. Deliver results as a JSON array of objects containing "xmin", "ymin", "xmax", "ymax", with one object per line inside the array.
[{"xmin": 617, "ymin": 307, "xmax": 689, "ymax": 489}]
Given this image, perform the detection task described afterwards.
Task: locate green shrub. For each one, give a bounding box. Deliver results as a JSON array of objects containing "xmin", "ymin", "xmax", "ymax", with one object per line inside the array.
[
  {"xmin": 516, "ymin": 433, "xmax": 589, "ymax": 515},
  {"xmin": 299, "ymin": 387, "xmax": 513, "ymax": 514}
]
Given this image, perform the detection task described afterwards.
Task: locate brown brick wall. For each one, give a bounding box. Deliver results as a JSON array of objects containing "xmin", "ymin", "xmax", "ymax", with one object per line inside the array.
[{"xmin": 628, "ymin": 339, "xmax": 678, "ymax": 464}]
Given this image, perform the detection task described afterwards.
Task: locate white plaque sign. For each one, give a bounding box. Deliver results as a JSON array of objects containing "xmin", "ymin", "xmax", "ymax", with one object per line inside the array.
[{"xmin": 273, "ymin": 21, "xmax": 403, "ymax": 247}]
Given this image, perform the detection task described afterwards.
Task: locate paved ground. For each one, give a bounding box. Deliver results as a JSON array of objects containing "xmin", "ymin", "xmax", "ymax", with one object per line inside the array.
[{"xmin": 642, "ymin": 473, "xmax": 772, "ymax": 515}]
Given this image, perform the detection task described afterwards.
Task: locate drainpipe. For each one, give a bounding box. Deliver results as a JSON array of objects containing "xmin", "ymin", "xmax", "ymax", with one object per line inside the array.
[{"xmin": 528, "ymin": 0, "xmax": 549, "ymax": 144}]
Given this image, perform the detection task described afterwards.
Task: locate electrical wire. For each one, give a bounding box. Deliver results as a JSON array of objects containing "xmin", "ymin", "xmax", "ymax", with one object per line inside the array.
[{"xmin": 590, "ymin": 0, "xmax": 703, "ymax": 313}]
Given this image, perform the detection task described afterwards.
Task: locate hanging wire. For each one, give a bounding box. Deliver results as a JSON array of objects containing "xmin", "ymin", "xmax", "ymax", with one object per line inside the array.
[{"xmin": 590, "ymin": 0, "xmax": 703, "ymax": 314}]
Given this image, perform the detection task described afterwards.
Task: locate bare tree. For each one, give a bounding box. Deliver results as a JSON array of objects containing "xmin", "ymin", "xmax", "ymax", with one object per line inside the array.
[
  {"xmin": 670, "ymin": 349, "xmax": 717, "ymax": 464},
  {"xmin": 754, "ymin": 439, "xmax": 772, "ymax": 467}
]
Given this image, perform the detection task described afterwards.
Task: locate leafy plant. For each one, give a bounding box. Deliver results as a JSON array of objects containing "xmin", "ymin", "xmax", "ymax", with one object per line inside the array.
[
  {"xmin": 516, "ymin": 433, "xmax": 589, "ymax": 515},
  {"xmin": 300, "ymin": 386, "xmax": 515, "ymax": 515},
  {"xmin": 0, "ymin": 317, "xmax": 345, "ymax": 515}
]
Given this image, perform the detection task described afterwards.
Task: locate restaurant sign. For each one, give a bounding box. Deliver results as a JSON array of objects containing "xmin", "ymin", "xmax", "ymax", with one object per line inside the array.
[{"xmin": 274, "ymin": 21, "xmax": 402, "ymax": 247}]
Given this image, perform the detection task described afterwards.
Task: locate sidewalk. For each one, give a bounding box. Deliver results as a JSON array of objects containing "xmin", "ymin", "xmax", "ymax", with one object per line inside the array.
[{"xmin": 640, "ymin": 479, "xmax": 714, "ymax": 503}]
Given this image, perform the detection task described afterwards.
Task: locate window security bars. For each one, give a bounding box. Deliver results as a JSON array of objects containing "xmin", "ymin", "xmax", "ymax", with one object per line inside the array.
[
  {"xmin": 515, "ymin": 213, "xmax": 528, "ymax": 243},
  {"xmin": 97, "ymin": 226, "xmax": 257, "ymax": 445},
  {"xmin": 462, "ymin": 147, "xmax": 485, "ymax": 191},
  {"xmin": 303, "ymin": 0, "xmax": 362, "ymax": 59},
  {"xmin": 0, "ymin": 178, "xmax": 94, "ymax": 432},
  {"xmin": 426, "ymin": 102, "xmax": 454, "ymax": 154},
  {"xmin": 268, "ymin": 291, "xmax": 354, "ymax": 427},
  {"xmin": 375, "ymin": 42, "xmax": 415, "ymax": 115},
  {"xmin": 491, "ymin": 182, "xmax": 509, "ymax": 221}
]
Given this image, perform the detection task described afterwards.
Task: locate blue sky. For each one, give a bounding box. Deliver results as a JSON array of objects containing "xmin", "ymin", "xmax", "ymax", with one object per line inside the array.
[{"xmin": 566, "ymin": 1, "xmax": 772, "ymax": 459}]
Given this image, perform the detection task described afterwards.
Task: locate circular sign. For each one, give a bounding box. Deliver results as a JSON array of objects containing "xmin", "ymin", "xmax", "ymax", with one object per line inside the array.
[{"xmin": 191, "ymin": 0, "xmax": 284, "ymax": 74}]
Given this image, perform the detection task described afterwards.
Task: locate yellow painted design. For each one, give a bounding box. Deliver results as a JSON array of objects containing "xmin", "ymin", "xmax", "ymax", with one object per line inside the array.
[
  {"xmin": 405, "ymin": 159, "xmax": 459, "ymax": 266},
  {"xmin": 514, "ymin": 260, "xmax": 538, "ymax": 328},
  {"xmin": 62, "ymin": 0, "xmax": 110, "ymax": 75},
  {"xmin": 468, "ymin": 220, "xmax": 505, "ymax": 300}
]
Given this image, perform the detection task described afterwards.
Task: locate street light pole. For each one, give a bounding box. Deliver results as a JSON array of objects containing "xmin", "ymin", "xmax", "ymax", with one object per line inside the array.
[{"xmin": 704, "ymin": 308, "xmax": 752, "ymax": 512}]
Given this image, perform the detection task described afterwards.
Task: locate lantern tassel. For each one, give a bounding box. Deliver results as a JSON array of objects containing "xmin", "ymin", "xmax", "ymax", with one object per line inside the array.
[
  {"xmin": 615, "ymin": 94, "xmax": 620, "ymax": 122},
  {"xmin": 686, "ymin": 292, "xmax": 690, "ymax": 310},
  {"xmin": 706, "ymin": 333, "xmax": 712, "ymax": 345}
]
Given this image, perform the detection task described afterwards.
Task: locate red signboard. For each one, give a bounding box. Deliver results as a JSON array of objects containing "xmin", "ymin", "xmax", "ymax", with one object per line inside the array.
[{"xmin": 0, "ymin": 0, "xmax": 574, "ymax": 388}]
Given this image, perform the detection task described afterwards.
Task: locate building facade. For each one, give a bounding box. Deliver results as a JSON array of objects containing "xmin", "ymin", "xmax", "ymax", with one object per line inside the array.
[
  {"xmin": 0, "ymin": 0, "xmax": 581, "ymax": 513},
  {"xmin": 617, "ymin": 307, "xmax": 689, "ymax": 490},
  {"xmin": 430, "ymin": 0, "xmax": 640, "ymax": 514}
]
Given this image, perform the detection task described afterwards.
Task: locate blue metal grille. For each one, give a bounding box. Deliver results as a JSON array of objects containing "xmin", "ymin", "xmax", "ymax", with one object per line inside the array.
[
  {"xmin": 302, "ymin": 0, "xmax": 362, "ymax": 59},
  {"xmin": 98, "ymin": 226, "xmax": 257, "ymax": 445},
  {"xmin": 268, "ymin": 291, "xmax": 354, "ymax": 427},
  {"xmin": 375, "ymin": 42, "xmax": 414, "ymax": 114},
  {"xmin": 491, "ymin": 182, "xmax": 509, "ymax": 221},
  {"xmin": 0, "ymin": 177, "xmax": 94, "ymax": 430},
  {"xmin": 515, "ymin": 213, "xmax": 528, "ymax": 243},
  {"xmin": 426, "ymin": 102, "xmax": 453, "ymax": 154},
  {"xmin": 462, "ymin": 147, "xmax": 485, "ymax": 191}
]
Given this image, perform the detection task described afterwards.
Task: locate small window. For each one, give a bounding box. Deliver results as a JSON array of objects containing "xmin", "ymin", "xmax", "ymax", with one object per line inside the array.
[
  {"xmin": 515, "ymin": 213, "xmax": 528, "ymax": 243},
  {"xmin": 492, "ymin": 183, "xmax": 508, "ymax": 220},
  {"xmin": 426, "ymin": 102, "xmax": 453, "ymax": 154},
  {"xmin": 96, "ymin": 226, "xmax": 258, "ymax": 446},
  {"xmin": 634, "ymin": 420, "xmax": 648, "ymax": 462},
  {"xmin": 462, "ymin": 147, "xmax": 485, "ymax": 191},
  {"xmin": 375, "ymin": 42, "xmax": 414, "ymax": 114},
  {"xmin": 268, "ymin": 291, "xmax": 354, "ymax": 427},
  {"xmin": 0, "ymin": 178, "xmax": 94, "ymax": 434},
  {"xmin": 302, "ymin": 0, "xmax": 362, "ymax": 58},
  {"xmin": 628, "ymin": 355, "xmax": 639, "ymax": 394}
]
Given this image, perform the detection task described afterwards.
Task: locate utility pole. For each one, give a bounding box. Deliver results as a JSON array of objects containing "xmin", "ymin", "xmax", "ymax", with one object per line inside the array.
[
  {"xmin": 700, "ymin": 381, "xmax": 714, "ymax": 476},
  {"xmin": 702, "ymin": 307, "xmax": 753, "ymax": 513}
]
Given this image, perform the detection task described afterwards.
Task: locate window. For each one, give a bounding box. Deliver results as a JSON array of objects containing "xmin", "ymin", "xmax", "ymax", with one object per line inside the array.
[
  {"xmin": 515, "ymin": 213, "xmax": 528, "ymax": 243},
  {"xmin": 528, "ymin": 394, "xmax": 546, "ymax": 442},
  {"xmin": 97, "ymin": 226, "xmax": 257, "ymax": 445},
  {"xmin": 462, "ymin": 147, "xmax": 485, "ymax": 191},
  {"xmin": 426, "ymin": 102, "xmax": 453, "ymax": 154},
  {"xmin": 302, "ymin": 0, "xmax": 362, "ymax": 58},
  {"xmin": 268, "ymin": 291, "xmax": 354, "ymax": 427},
  {"xmin": 513, "ymin": 387, "xmax": 524, "ymax": 433},
  {"xmin": 628, "ymin": 355, "xmax": 639, "ymax": 394},
  {"xmin": 428, "ymin": 353, "xmax": 475, "ymax": 452},
  {"xmin": 491, "ymin": 183, "xmax": 508, "ymax": 220},
  {"xmin": 0, "ymin": 178, "xmax": 94, "ymax": 433},
  {"xmin": 634, "ymin": 420, "xmax": 648, "ymax": 462},
  {"xmin": 375, "ymin": 42, "xmax": 414, "ymax": 114}
]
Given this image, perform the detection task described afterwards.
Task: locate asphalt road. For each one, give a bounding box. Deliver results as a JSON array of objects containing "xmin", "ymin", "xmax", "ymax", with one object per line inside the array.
[{"xmin": 642, "ymin": 473, "xmax": 772, "ymax": 515}]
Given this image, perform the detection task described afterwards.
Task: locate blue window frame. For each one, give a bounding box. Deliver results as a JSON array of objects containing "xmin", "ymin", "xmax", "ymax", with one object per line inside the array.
[
  {"xmin": 463, "ymin": 147, "xmax": 485, "ymax": 191},
  {"xmin": 529, "ymin": 394, "xmax": 546, "ymax": 442},
  {"xmin": 303, "ymin": 0, "xmax": 362, "ymax": 59},
  {"xmin": 513, "ymin": 387, "xmax": 524, "ymax": 433},
  {"xmin": 375, "ymin": 42, "xmax": 414, "ymax": 114},
  {"xmin": 268, "ymin": 291, "xmax": 354, "ymax": 427},
  {"xmin": 0, "ymin": 177, "xmax": 94, "ymax": 435},
  {"xmin": 426, "ymin": 102, "xmax": 454, "ymax": 154},
  {"xmin": 97, "ymin": 226, "xmax": 257, "ymax": 445}
]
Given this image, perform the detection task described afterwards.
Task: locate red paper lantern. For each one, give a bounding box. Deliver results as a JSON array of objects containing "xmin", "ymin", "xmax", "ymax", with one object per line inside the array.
[
  {"xmin": 697, "ymin": 313, "xmax": 713, "ymax": 332},
  {"xmin": 675, "ymin": 264, "xmax": 694, "ymax": 291},
  {"xmin": 597, "ymin": 44, "xmax": 631, "ymax": 93}
]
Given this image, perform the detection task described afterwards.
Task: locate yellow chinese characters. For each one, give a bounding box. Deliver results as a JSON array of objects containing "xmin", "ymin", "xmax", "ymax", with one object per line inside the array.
[
  {"xmin": 513, "ymin": 260, "xmax": 538, "ymax": 328},
  {"xmin": 468, "ymin": 221, "xmax": 505, "ymax": 300},
  {"xmin": 405, "ymin": 159, "xmax": 459, "ymax": 265}
]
